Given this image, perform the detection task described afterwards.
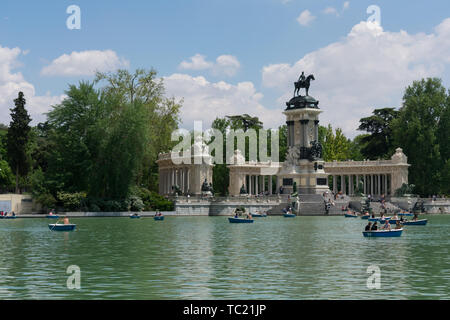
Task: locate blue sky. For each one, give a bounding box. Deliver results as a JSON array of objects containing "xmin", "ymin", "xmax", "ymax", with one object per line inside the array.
[{"xmin": 1, "ymin": 0, "xmax": 450, "ymax": 137}]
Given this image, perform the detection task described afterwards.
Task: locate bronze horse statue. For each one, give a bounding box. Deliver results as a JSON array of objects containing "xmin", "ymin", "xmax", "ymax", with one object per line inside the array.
[{"xmin": 294, "ymin": 74, "xmax": 315, "ymax": 97}]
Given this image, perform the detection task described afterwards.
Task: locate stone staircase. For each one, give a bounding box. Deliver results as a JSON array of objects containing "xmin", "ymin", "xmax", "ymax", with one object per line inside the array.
[
  {"xmin": 298, "ymin": 194, "xmax": 327, "ymax": 216},
  {"xmin": 266, "ymin": 201, "xmax": 290, "ymax": 215}
]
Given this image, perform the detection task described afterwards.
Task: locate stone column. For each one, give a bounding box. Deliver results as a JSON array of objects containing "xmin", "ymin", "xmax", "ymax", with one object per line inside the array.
[
  {"xmin": 269, "ymin": 175, "xmax": 273, "ymax": 195},
  {"xmin": 384, "ymin": 174, "xmax": 387, "ymax": 196},
  {"xmin": 377, "ymin": 174, "xmax": 381, "ymax": 195},
  {"xmin": 276, "ymin": 176, "xmax": 280, "ymax": 194},
  {"xmin": 332, "ymin": 175, "xmax": 337, "ymax": 194},
  {"xmin": 249, "ymin": 175, "xmax": 253, "ymax": 195},
  {"xmin": 314, "ymin": 120, "xmax": 319, "ymax": 142},
  {"xmin": 363, "ymin": 175, "xmax": 367, "ymax": 194},
  {"xmin": 349, "ymin": 175, "xmax": 353, "ymax": 195},
  {"xmin": 255, "ymin": 176, "xmax": 259, "ymax": 195},
  {"xmin": 300, "ymin": 120, "xmax": 309, "ymax": 148},
  {"xmin": 340, "ymin": 175, "xmax": 345, "ymax": 194}
]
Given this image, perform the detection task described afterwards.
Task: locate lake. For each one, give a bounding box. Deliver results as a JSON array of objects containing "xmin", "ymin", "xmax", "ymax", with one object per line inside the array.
[{"xmin": 0, "ymin": 215, "xmax": 449, "ymax": 299}]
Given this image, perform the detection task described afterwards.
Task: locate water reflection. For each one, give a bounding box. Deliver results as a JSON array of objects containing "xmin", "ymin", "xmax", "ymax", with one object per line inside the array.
[{"xmin": 0, "ymin": 215, "xmax": 448, "ymax": 299}]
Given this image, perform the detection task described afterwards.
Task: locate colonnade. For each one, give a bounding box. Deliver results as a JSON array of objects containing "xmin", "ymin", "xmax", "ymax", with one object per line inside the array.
[
  {"xmin": 159, "ymin": 167, "xmax": 191, "ymax": 195},
  {"xmin": 242, "ymin": 174, "xmax": 280, "ymax": 195},
  {"xmin": 329, "ymin": 173, "xmax": 392, "ymax": 196}
]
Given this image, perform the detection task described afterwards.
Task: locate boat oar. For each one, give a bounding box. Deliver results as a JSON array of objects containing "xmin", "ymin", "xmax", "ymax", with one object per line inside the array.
[{"xmin": 50, "ymin": 218, "xmax": 62, "ymax": 231}]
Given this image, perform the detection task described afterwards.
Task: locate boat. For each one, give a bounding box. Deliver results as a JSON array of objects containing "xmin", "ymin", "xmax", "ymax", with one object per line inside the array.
[
  {"xmin": 403, "ymin": 219, "xmax": 428, "ymax": 226},
  {"xmin": 283, "ymin": 213, "xmax": 296, "ymax": 217},
  {"xmin": 154, "ymin": 215, "xmax": 164, "ymax": 221},
  {"xmin": 252, "ymin": 212, "xmax": 267, "ymax": 217},
  {"xmin": 228, "ymin": 217, "xmax": 254, "ymax": 223},
  {"xmin": 0, "ymin": 216, "xmax": 17, "ymax": 219},
  {"xmin": 363, "ymin": 228, "xmax": 403, "ymax": 237},
  {"xmin": 48, "ymin": 224, "xmax": 76, "ymax": 231},
  {"xmin": 399, "ymin": 212, "xmax": 414, "ymax": 217},
  {"xmin": 344, "ymin": 213, "xmax": 358, "ymax": 218},
  {"xmin": 46, "ymin": 215, "xmax": 59, "ymax": 219},
  {"xmin": 360, "ymin": 215, "xmax": 370, "ymax": 220},
  {"xmin": 129, "ymin": 214, "xmax": 141, "ymax": 219},
  {"xmin": 368, "ymin": 217, "xmax": 391, "ymax": 222}
]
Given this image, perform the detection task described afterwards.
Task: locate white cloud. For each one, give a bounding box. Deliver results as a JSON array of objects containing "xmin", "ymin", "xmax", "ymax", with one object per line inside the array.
[
  {"xmin": 179, "ymin": 54, "xmax": 213, "ymax": 71},
  {"xmin": 164, "ymin": 73, "xmax": 283, "ymax": 129},
  {"xmin": 0, "ymin": 45, "xmax": 64, "ymax": 125},
  {"xmin": 323, "ymin": 2, "xmax": 350, "ymax": 17},
  {"xmin": 41, "ymin": 50, "xmax": 129, "ymax": 77},
  {"xmin": 179, "ymin": 54, "xmax": 240, "ymax": 77},
  {"xmin": 323, "ymin": 7, "xmax": 339, "ymax": 16},
  {"xmin": 262, "ymin": 18, "xmax": 450, "ymax": 138},
  {"xmin": 297, "ymin": 10, "xmax": 315, "ymax": 27}
]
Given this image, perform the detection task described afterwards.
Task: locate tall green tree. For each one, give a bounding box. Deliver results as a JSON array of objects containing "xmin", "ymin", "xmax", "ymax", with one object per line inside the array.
[
  {"xmin": 6, "ymin": 92, "xmax": 32, "ymax": 193},
  {"xmin": 95, "ymin": 69, "xmax": 181, "ymax": 192},
  {"xmin": 357, "ymin": 108, "xmax": 399, "ymax": 159},
  {"xmin": 321, "ymin": 124, "xmax": 351, "ymax": 161},
  {"xmin": 392, "ymin": 78, "xmax": 446, "ymax": 196}
]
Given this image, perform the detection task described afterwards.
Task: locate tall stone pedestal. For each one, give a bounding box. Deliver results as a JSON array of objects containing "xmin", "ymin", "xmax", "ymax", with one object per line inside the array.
[{"xmin": 279, "ymin": 95, "xmax": 330, "ymax": 195}]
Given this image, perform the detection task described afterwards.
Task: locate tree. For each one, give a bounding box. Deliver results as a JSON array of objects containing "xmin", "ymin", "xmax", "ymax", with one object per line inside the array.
[
  {"xmin": 34, "ymin": 69, "xmax": 181, "ymax": 208},
  {"xmin": 349, "ymin": 134, "xmax": 370, "ymax": 161},
  {"xmin": 321, "ymin": 124, "xmax": 351, "ymax": 161},
  {"xmin": 95, "ymin": 69, "xmax": 181, "ymax": 192},
  {"xmin": 392, "ymin": 78, "xmax": 446, "ymax": 196},
  {"xmin": 357, "ymin": 108, "xmax": 399, "ymax": 159},
  {"xmin": 6, "ymin": 92, "xmax": 32, "ymax": 193}
]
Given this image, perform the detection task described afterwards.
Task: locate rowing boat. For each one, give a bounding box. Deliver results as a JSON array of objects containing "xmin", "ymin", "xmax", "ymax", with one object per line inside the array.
[
  {"xmin": 399, "ymin": 212, "xmax": 414, "ymax": 217},
  {"xmin": 344, "ymin": 213, "xmax": 358, "ymax": 218},
  {"xmin": 403, "ymin": 219, "xmax": 428, "ymax": 226},
  {"xmin": 363, "ymin": 229, "xmax": 403, "ymax": 237},
  {"xmin": 228, "ymin": 217, "xmax": 254, "ymax": 223},
  {"xmin": 283, "ymin": 213, "xmax": 296, "ymax": 217},
  {"xmin": 154, "ymin": 215, "xmax": 164, "ymax": 221},
  {"xmin": 48, "ymin": 224, "xmax": 76, "ymax": 231},
  {"xmin": 252, "ymin": 213, "xmax": 267, "ymax": 217}
]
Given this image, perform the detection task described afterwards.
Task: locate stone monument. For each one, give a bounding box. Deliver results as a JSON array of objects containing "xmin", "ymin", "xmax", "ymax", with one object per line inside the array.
[{"xmin": 279, "ymin": 72, "xmax": 330, "ymax": 195}]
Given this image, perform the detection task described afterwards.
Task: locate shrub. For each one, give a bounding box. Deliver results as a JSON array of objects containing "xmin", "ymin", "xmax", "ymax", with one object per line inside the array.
[
  {"xmin": 35, "ymin": 193, "xmax": 57, "ymax": 211},
  {"xmin": 57, "ymin": 191, "xmax": 87, "ymax": 211},
  {"xmin": 128, "ymin": 195, "xmax": 144, "ymax": 212}
]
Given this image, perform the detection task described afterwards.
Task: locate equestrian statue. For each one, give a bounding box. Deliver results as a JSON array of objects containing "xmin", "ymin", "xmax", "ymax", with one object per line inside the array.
[{"xmin": 294, "ymin": 72, "xmax": 315, "ymax": 97}]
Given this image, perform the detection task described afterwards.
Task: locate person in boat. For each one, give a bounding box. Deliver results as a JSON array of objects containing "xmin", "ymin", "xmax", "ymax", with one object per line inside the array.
[
  {"xmin": 371, "ymin": 222, "xmax": 378, "ymax": 231},
  {"xmin": 392, "ymin": 213, "xmax": 399, "ymax": 220},
  {"xmin": 234, "ymin": 212, "xmax": 239, "ymax": 218},
  {"xmin": 11, "ymin": 211, "xmax": 15, "ymax": 217},
  {"xmin": 382, "ymin": 220, "xmax": 391, "ymax": 230},
  {"xmin": 413, "ymin": 213, "xmax": 418, "ymax": 221},
  {"xmin": 395, "ymin": 220, "xmax": 403, "ymax": 229},
  {"xmin": 371, "ymin": 213, "xmax": 375, "ymax": 219},
  {"xmin": 365, "ymin": 222, "xmax": 372, "ymax": 231},
  {"xmin": 247, "ymin": 213, "xmax": 252, "ymax": 219},
  {"xmin": 63, "ymin": 216, "xmax": 70, "ymax": 225}
]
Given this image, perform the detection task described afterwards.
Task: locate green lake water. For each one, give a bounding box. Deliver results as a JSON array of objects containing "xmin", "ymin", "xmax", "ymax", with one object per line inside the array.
[{"xmin": 0, "ymin": 215, "xmax": 449, "ymax": 299}]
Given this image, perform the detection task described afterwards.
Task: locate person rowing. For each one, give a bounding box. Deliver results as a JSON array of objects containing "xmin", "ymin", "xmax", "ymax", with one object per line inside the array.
[
  {"xmin": 382, "ymin": 219, "xmax": 391, "ymax": 230},
  {"xmin": 63, "ymin": 216, "xmax": 70, "ymax": 225},
  {"xmin": 370, "ymin": 222, "xmax": 378, "ymax": 231},
  {"xmin": 365, "ymin": 222, "xmax": 372, "ymax": 231}
]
